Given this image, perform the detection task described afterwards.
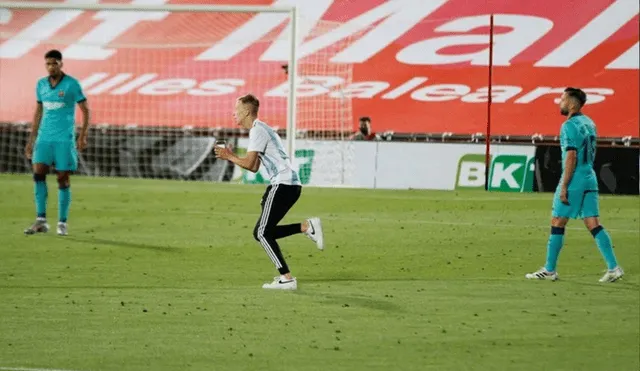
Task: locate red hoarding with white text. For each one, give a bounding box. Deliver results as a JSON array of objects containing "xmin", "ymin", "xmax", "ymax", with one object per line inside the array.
[{"xmin": 0, "ymin": 0, "xmax": 637, "ymax": 137}]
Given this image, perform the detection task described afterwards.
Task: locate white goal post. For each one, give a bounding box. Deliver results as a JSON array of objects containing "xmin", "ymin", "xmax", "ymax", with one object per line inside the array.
[
  {"xmin": 0, "ymin": 0, "xmax": 300, "ymax": 163},
  {"xmin": 0, "ymin": 0, "xmax": 357, "ymax": 186}
]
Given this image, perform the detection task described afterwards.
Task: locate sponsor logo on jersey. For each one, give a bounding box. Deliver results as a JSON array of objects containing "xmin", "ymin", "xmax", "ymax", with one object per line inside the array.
[{"xmin": 42, "ymin": 101, "xmax": 66, "ymax": 110}]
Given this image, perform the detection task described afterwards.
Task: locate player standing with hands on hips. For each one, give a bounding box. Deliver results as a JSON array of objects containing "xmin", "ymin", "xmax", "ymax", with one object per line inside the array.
[
  {"xmin": 24, "ymin": 50, "xmax": 90, "ymax": 236},
  {"xmin": 526, "ymin": 87, "xmax": 623, "ymax": 283},
  {"xmin": 215, "ymin": 94, "xmax": 324, "ymax": 290}
]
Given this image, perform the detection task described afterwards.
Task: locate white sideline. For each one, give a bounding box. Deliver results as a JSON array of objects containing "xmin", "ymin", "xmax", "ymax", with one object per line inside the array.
[{"xmin": 0, "ymin": 367, "xmax": 86, "ymax": 371}]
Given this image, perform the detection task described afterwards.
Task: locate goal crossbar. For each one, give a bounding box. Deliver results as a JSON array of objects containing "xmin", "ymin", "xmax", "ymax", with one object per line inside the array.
[
  {"xmin": 0, "ymin": 1, "xmax": 293, "ymax": 13},
  {"xmin": 0, "ymin": 0, "xmax": 300, "ymax": 157}
]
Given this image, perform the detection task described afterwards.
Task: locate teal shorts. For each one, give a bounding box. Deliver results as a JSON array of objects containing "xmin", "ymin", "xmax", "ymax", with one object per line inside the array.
[
  {"xmin": 33, "ymin": 140, "xmax": 78, "ymax": 172},
  {"xmin": 552, "ymin": 188, "xmax": 599, "ymax": 219}
]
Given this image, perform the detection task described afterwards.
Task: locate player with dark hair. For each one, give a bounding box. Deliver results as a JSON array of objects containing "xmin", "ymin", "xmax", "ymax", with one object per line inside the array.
[
  {"xmin": 526, "ymin": 87, "xmax": 624, "ymax": 282},
  {"xmin": 24, "ymin": 49, "xmax": 90, "ymax": 236},
  {"xmin": 215, "ymin": 94, "xmax": 324, "ymax": 290}
]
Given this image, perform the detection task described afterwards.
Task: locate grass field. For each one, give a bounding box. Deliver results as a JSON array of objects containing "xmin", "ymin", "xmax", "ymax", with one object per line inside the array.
[{"xmin": 0, "ymin": 173, "xmax": 638, "ymax": 371}]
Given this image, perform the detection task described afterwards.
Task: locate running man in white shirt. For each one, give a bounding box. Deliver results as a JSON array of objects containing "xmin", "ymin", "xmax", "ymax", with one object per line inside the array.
[{"xmin": 215, "ymin": 94, "xmax": 324, "ymax": 290}]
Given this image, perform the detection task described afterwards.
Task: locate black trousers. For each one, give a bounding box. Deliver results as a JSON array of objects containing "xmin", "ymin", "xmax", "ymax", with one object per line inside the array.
[{"xmin": 253, "ymin": 184, "xmax": 302, "ymax": 275}]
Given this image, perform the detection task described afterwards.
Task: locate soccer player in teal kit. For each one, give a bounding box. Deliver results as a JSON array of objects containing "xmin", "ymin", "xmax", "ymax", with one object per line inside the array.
[
  {"xmin": 526, "ymin": 87, "xmax": 623, "ymax": 283},
  {"xmin": 24, "ymin": 50, "xmax": 90, "ymax": 236}
]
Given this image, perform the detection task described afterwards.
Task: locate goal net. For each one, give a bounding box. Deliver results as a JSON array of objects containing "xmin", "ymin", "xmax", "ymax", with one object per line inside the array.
[{"xmin": 0, "ymin": 1, "xmax": 355, "ymax": 186}]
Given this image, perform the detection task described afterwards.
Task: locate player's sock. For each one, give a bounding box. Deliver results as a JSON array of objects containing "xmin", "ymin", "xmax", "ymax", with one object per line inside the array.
[
  {"xmin": 33, "ymin": 174, "xmax": 48, "ymax": 219},
  {"xmin": 544, "ymin": 226, "xmax": 565, "ymax": 272},
  {"xmin": 273, "ymin": 224, "xmax": 301, "ymax": 239},
  {"xmin": 58, "ymin": 185, "xmax": 71, "ymax": 223},
  {"xmin": 591, "ymin": 226, "xmax": 618, "ymax": 270}
]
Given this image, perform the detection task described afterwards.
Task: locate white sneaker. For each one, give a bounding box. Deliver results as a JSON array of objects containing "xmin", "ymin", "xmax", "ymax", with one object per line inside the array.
[
  {"xmin": 599, "ymin": 266, "xmax": 624, "ymax": 282},
  {"xmin": 305, "ymin": 217, "xmax": 324, "ymax": 250},
  {"xmin": 262, "ymin": 276, "xmax": 297, "ymax": 290},
  {"xmin": 24, "ymin": 218, "xmax": 49, "ymax": 235},
  {"xmin": 525, "ymin": 267, "xmax": 559, "ymax": 281},
  {"xmin": 57, "ymin": 222, "xmax": 68, "ymax": 236}
]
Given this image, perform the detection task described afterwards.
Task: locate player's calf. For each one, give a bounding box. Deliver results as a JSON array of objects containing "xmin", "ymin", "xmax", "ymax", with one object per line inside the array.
[
  {"xmin": 587, "ymin": 222, "xmax": 622, "ymax": 280},
  {"xmin": 57, "ymin": 172, "xmax": 72, "ymax": 229},
  {"xmin": 33, "ymin": 173, "xmax": 48, "ymax": 219},
  {"xmin": 26, "ymin": 172, "xmax": 49, "ymax": 235}
]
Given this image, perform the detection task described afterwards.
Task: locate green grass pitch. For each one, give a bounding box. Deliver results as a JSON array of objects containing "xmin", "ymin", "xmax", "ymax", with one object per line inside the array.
[{"xmin": 0, "ymin": 173, "xmax": 638, "ymax": 371}]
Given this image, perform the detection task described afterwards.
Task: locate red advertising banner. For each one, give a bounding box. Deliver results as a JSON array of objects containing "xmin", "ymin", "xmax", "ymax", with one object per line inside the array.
[{"xmin": 0, "ymin": 0, "xmax": 637, "ymax": 137}]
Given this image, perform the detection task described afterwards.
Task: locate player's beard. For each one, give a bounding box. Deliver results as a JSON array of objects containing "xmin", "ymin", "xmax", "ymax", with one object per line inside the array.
[{"xmin": 560, "ymin": 108, "xmax": 569, "ymax": 116}]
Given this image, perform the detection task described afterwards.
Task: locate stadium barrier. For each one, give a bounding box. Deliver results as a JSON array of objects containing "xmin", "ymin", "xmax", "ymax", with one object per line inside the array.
[
  {"xmin": 533, "ymin": 145, "xmax": 639, "ymax": 195},
  {"xmin": 0, "ymin": 124, "xmax": 534, "ymax": 191},
  {"xmin": 231, "ymin": 137, "xmax": 537, "ymax": 191},
  {"xmin": 1, "ymin": 125, "xmax": 637, "ymax": 195}
]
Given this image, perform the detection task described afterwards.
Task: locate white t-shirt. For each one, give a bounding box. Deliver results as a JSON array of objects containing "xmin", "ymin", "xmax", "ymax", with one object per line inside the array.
[{"xmin": 247, "ymin": 119, "xmax": 301, "ymax": 186}]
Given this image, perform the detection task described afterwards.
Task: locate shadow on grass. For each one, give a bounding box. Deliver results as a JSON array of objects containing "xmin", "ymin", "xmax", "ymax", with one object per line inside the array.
[
  {"xmin": 303, "ymin": 277, "xmax": 428, "ymax": 283},
  {"xmin": 294, "ymin": 289, "xmax": 402, "ymax": 312},
  {"xmin": 65, "ymin": 236, "xmax": 182, "ymax": 253},
  {"xmin": 295, "ymin": 277, "xmax": 402, "ymax": 312}
]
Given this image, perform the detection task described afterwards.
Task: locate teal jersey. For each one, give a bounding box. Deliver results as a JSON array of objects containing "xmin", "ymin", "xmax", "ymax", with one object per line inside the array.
[
  {"xmin": 35, "ymin": 73, "xmax": 86, "ymax": 142},
  {"xmin": 559, "ymin": 112, "xmax": 598, "ymax": 190}
]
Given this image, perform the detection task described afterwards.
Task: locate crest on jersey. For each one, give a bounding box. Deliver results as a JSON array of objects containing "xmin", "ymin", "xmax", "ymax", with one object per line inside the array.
[{"xmin": 58, "ymin": 90, "xmax": 64, "ymax": 97}]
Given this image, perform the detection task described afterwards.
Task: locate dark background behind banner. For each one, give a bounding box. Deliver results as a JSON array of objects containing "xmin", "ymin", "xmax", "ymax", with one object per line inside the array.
[
  {"xmin": 534, "ymin": 145, "xmax": 639, "ymax": 195},
  {"xmin": 0, "ymin": 125, "xmax": 234, "ymax": 181}
]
